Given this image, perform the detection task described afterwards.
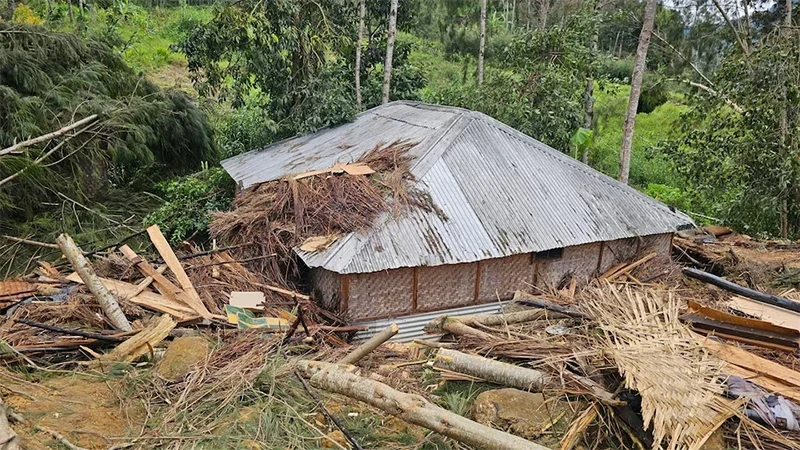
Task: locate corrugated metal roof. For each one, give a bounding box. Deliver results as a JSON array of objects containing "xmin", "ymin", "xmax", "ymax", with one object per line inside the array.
[{"xmin": 221, "ymin": 101, "xmax": 694, "ymax": 274}]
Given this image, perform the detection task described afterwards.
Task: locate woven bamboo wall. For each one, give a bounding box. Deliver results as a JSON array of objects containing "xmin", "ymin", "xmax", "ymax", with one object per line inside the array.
[
  {"xmin": 536, "ymin": 242, "xmax": 602, "ymax": 289},
  {"xmin": 639, "ymin": 233, "xmax": 672, "ymax": 262},
  {"xmin": 310, "ymin": 268, "xmax": 340, "ymax": 312},
  {"xmin": 417, "ymin": 262, "xmax": 477, "ymax": 311},
  {"xmin": 478, "ymin": 254, "xmax": 533, "ymax": 302},
  {"xmin": 599, "ymin": 237, "xmax": 639, "ymax": 274},
  {"xmin": 312, "ymin": 233, "xmax": 673, "ymax": 321},
  {"xmin": 347, "ymin": 268, "xmax": 414, "ymax": 320}
]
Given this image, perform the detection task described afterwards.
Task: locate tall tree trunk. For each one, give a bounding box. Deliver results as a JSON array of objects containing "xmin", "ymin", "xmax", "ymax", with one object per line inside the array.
[
  {"xmin": 5, "ymin": 0, "xmax": 15, "ymax": 19},
  {"xmin": 581, "ymin": 0, "xmax": 599, "ymax": 164},
  {"xmin": 537, "ymin": 0, "xmax": 549, "ymax": 31},
  {"xmin": 355, "ymin": 0, "xmax": 365, "ymax": 110},
  {"xmin": 478, "ymin": 0, "xmax": 487, "ymax": 86},
  {"xmin": 786, "ymin": 0, "xmax": 792, "ymax": 26},
  {"xmin": 618, "ymin": 0, "xmax": 657, "ymax": 184},
  {"xmin": 67, "ymin": 0, "xmax": 74, "ymax": 24},
  {"xmin": 381, "ymin": 0, "xmax": 399, "ymax": 105}
]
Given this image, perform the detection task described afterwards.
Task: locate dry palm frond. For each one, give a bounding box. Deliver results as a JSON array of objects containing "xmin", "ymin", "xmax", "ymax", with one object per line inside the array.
[{"xmin": 581, "ymin": 284, "xmax": 735, "ymax": 450}]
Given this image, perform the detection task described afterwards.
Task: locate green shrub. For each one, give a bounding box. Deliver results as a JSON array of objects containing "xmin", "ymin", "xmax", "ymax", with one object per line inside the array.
[
  {"xmin": 598, "ymin": 57, "xmax": 634, "ymax": 83},
  {"xmin": 144, "ymin": 167, "xmax": 235, "ymax": 244}
]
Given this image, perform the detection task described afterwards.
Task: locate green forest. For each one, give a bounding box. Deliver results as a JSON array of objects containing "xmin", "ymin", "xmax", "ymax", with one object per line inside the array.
[{"xmin": 0, "ymin": 0, "xmax": 798, "ymax": 273}]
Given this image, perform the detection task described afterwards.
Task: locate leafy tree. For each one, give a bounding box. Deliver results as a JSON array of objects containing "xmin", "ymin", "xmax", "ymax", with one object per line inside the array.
[
  {"xmin": 0, "ymin": 23, "xmax": 216, "ymax": 221},
  {"xmin": 668, "ymin": 29, "xmax": 800, "ymax": 236},
  {"xmin": 429, "ymin": 12, "xmax": 597, "ymax": 151},
  {"xmin": 144, "ymin": 166, "xmax": 234, "ymax": 244},
  {"xmin": 179, "ymin": 0, "xmax": 424, "ymax": 137}
]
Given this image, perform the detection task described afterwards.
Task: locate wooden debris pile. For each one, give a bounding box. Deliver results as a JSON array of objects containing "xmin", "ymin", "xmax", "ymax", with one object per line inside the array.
[
  {"xmin": 209, "ymin": 139, "xmax": 430, "ymax": 283},
  {"xmin": 0, "ymin": 224, "xmax": 354, "ymax": 364}
]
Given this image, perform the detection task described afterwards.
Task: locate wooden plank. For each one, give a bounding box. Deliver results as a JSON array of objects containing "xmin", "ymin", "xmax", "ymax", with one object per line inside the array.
[
  {"xmin": 728, "ymin": 296, "xmax": 800, "ymax": 333},
  {"xmin": 130, "ymin": 265, "xmax": 167, "ymax": 298},
  {"xmin": 67, "ymin": 273, "xmax": 195, "ymax": 319},
  {"xmin": 146, "ymin": 225, "xmax": 212, "ymax": 319},
  {"xmin": 699, "ymin": 335, "xmax": 800, "ymax": 388},
  {"xmin": 683, "ymin": 267, "xmax": 800, "ymax": 314},
  {"xmin": 96, "ymin": 314, "xmax": 176, "ymax": 365},
  {"xmin": 688, "ymin": 300, "xmax": 800, "ymax": 336},
  {"xmin": 723, "ymin": 363, "xmax": 800, "ymax": 403},
  {"xmin": 119, "ymin": 245, "xmax": 183, "ymax": 303}
]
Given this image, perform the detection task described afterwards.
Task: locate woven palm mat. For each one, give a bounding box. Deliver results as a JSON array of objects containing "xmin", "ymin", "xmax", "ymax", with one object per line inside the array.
[{"xmin": 582, "ymin": 284, "xmax": 736, "ymax": 450}]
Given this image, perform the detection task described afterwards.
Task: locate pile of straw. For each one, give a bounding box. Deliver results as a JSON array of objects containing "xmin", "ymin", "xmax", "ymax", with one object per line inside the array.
[{"xmin": 210, "ymin": 140, "xmax": 430, "ymax": 283}]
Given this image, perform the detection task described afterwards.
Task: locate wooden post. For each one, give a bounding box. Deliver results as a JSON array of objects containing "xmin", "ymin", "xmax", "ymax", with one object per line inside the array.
[
  {"xmin": 435, "ymin": 348, "xmax": 549, "ymax": 391},
  {"xmin": 56, "ymin": 233, "xmax": 132, "ymax": 331}
]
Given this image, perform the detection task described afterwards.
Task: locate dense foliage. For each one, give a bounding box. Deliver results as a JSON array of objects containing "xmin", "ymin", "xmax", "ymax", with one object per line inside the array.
[
  {"xmin": 0, "ymin": 22, "xmax": 216, "ymax": 233},
  {"xmin": 178, "ymin": 0, "xmax": 425, "ymax": 137},
  {"xmin": 669, "ymin": 29, "xmax": 800, "ymax": 236}
]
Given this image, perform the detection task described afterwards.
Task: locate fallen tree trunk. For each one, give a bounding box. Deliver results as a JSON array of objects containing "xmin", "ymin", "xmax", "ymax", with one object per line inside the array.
[
  {"xmin": 340, "ymin": 323, "xmax": 398, "ymax": 365},
  {"xmin": 435, "ymin": 348, "xmax": 549, "ymax": 391},
  {"xmin": 425, "ymin": 317, "xmax": 496, "ymax": 340},
  {"xmin": 683, "ymin": 267, "xmax": 800, "ymax": 314},
  {"xmin": 297, "ymin": 360, "xmax": 550, "ymax": 450},
  {"xmin": 435, "ymin": 349, "xmax": 621, "ymax": 406},
  {"xmin": 56, "ymin": 233, "xmax": 132, "ymax": 331}
]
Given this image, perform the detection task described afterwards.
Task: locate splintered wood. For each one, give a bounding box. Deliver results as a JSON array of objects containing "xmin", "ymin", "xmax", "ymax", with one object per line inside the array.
[{"xmin": 582, "ymin": 285, "xmax": 733, "ymax": 450}]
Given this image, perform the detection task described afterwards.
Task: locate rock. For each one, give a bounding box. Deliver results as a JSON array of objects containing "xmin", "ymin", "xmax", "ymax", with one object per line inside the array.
[
  {"xmin": 321, "ymin": 430, "xmax": 349, "ymax": 448},
  {"xmin": 155, "ymin": 336, "xmax": 210, "ymax": 380},
  {"xmin": 472, "ymin": 388, "xmax": 575, "ymax": 440},
  {"xmin": 240, "ymin": 439, "xmax": 262, "ymax": 450}
]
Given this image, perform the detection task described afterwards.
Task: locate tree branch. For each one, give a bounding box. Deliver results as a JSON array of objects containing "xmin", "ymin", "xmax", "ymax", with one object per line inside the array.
[{"xmin": 0, "ymin": 114, "xmax": 98, "ymax": 157}]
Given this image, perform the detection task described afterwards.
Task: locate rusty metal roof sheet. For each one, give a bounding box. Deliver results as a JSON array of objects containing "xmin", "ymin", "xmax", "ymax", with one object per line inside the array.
[{"xmin": 221, "ymin": 101, "xmax": 693, "ymax": 274}]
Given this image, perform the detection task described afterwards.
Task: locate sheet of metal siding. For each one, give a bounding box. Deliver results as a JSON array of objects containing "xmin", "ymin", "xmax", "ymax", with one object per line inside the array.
[
  {"xmin": 353, "ymin": 301, "xmax": 510, "ymax": 342},
  {"xmin": 221, "ymin": 102, "xmax": 461, "ymax": 189},
  {"xmin": 342, "ymin": 159, "xmax": 500, "ymax": 273}
]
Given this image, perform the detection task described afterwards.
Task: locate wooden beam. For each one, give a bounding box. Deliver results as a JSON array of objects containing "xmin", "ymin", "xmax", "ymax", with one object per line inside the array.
[
  {"xmin": 473, "ymin": 261, "xmax": 481, "ymax": 304},
  {"xmin": 146, "ymin": 225, "xmax": 213, "ymax": 319},
  {"xmin": 412, "ymin": 267, "xmax": 419, "ymax": 312}
]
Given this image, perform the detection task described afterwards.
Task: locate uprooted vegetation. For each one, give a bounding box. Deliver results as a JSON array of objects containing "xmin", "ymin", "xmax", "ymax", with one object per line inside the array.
[{"xmin": 210, "ymin": 139, "xmax": 435, "ymax": 285}]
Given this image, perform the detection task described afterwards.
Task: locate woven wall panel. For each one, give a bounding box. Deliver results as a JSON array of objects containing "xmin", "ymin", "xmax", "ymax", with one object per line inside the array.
[
  {"xmin": 479, "ymin": 254, "xmax": 534, "ymax": 302},
  {"xmin": 417, "ymin": 263, "xmax": 476, "ymax": 311},
  {"xmin": 310, "ymin": 268, "xmax": 340, "ymax": 312},
  {"xmin": 599, "ymin": 237, "xmax": 639, "ymax": 274},
  {"xmin": 639, "ymin": 233, "xmax": 672, "ymax": 262},
  {"xmin": 348, "ymin": 268, "xmax": 414, "ymax": 320},
  {"xmin": 536, "ymin": 242, "xmax": 601, "ymax": 289}
]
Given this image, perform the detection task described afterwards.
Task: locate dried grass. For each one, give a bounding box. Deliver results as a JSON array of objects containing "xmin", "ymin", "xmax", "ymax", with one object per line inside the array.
[
  {"xmin": 209, "ymin": 140, "xmax": 430, "ymax": 284},
  {"xmin": 581, "ymin": 284, "xmax": 735, "ymax": 450}
]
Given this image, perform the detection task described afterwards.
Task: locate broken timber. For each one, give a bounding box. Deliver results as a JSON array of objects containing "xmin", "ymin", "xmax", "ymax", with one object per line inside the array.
[
  {"xmin": 339, "ymin": 323, "xmax": 398, "ymax": 365},
  {"xmin": 56, "ymin": 233, "xmax": 132, "ymax": 331},
  {"xmin": 297, "ymin": 360, "xmax": 550, "ymax": 450}
]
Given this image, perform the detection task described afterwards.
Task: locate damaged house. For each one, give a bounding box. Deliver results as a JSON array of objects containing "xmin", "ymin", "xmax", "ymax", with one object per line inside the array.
[{"xmin": 221, "ymin": 101, "xmax": 693, "ymax": 331}]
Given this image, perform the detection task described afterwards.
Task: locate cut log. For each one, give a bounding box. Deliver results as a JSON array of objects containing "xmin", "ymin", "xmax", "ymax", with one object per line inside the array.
[
  {"xmin": 96, "ymin": 314, "xmax": 175, "ymax": 365},
  {"xmin": 297, "ymin": 360, "xmax": 550, "ymax": 450},
  {"xmin": 457, "ymin": 309, "xmax": 566, "ymax": 327},
  {"xmin": 146, "ymin": 225, "xmax": 213, "ymax": 319},
  {"xmin": 435, "ymin": 348, "xmax": 549, "ymax": 391},
  {"xmin": 130, "ymin": 264, "xmax": 168, "ymax": 298},
  {"xmin": 339, "ymin": 323, "xmax": 398, "ymax": 365},
  {"xmin": 683, "ymin": 267, "xmax": 800, "ymax": 314},
  {"xmin": 424, "ymin": 316, "xmax": 496, "ymax": 340},
  {"xmin": 56, "ymin": 233, "xmax": 132, "ymax": 331}
]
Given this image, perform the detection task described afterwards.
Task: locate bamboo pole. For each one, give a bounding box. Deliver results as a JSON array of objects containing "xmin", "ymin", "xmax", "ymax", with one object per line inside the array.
[
  {"xmin": 339, "ymin": 323, "xmax": 398, "ymax": 365},
  {"xmin": 56, "ymin": 233, "xmax": 132, "ymax": 331},
  {"xmin": 297, "ymin": 360, "xmax": 550, "ymax": 450}
]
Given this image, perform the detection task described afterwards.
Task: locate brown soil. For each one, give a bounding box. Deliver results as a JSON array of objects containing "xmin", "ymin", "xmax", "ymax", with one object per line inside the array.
[{"xmin": 2, "ymin": 370, "xmax": 142, "ymax": 449}]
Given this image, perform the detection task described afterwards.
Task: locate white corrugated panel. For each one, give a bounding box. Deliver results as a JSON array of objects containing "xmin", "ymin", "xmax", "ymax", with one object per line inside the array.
[{"xmin": 353, "ymin": 302, "xmax": 511, "ymax": 342}]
